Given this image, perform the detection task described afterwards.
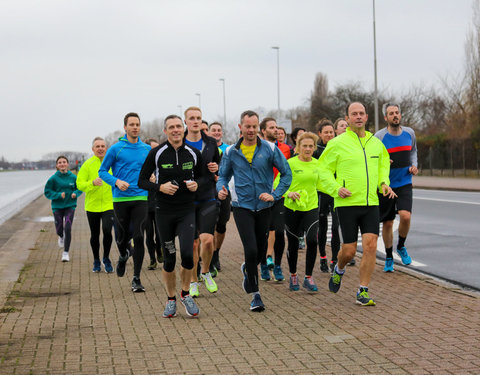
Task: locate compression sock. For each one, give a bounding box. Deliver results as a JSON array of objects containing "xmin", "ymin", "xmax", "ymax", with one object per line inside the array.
[
  {"xmin": 385, "ymin": 246, "xmax": 393, "ymax": 259},
  {"xmin": 397, "ymin": 236, "xmax": 406, "ymax": 249}
]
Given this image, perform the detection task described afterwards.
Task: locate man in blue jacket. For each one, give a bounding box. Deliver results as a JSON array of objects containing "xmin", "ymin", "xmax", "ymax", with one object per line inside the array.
[
  {"xmin": 217, "ymin": 110, "xmax": 292, "ymax": 312},
  {"xmin": 99, "ymin": 112, "xmax": 151, "ymax": 293}
]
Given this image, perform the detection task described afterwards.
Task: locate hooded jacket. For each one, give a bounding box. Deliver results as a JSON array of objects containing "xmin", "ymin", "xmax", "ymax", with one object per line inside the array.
[
  {"xmin": 44, "ymin": 170, "xmax": 82, "ymax": 212},
  {"xmin": 318, "ymin": 128, "xmax": 390, "ymax": 208}
]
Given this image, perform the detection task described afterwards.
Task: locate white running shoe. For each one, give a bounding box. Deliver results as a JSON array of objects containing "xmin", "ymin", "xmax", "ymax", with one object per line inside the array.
[
  {"xmin": 61, "ymin": 251, "xmax": 69, "ymax": 262},
  {"xmin": 58, "ymin": 236, "xmax": 64, "ymax": 248}
]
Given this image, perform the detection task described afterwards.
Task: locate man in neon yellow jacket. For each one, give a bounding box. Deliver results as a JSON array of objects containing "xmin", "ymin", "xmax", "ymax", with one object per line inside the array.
[
  {"xmin": 77, "ymin": 137, "xmax": 115, "ymax": 273},
  {"xmin": 318, "ymin": 102, "xmax": 396, "ymax": 306}
]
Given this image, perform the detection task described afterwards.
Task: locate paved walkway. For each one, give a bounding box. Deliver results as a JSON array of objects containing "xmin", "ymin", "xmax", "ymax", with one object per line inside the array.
[{"xmin": 1, "ymin": 193, "xmax": 480, "ymax": 374}]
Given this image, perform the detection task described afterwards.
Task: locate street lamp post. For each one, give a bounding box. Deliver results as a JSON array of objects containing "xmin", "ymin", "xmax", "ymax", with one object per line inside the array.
[
  {"xmin": 372, "ymin": 0, "xmax": 379, "ymax": 133},
  {"xmin": 219, "ymin": 78, "xmax": 227, "ymax": 127},
  {"xmin": 271, "ymin": 46, "xmax": 280, "ymax": 121},
  {"xmin": 195, "ymin": 93, "xmax": 201, "ymax": 108}
]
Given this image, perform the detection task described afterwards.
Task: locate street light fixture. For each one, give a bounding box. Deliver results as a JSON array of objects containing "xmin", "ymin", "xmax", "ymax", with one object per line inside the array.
[
  {"xmin": 271, "ymin": 46, "xmax": 281, "ymax": 121},
  {"xmin": 219, "ymin": 78, "xmax": 227, "ymax": 127},
  {"xmin": 372, "ymin": 0, "xmax": 379, "ymax": 133},
  {"xmin": 195, "ymin": 93, "xmax": 201, "ymax": 108}
]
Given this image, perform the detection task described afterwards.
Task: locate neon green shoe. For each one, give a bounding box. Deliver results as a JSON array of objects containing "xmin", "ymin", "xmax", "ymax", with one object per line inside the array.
[
  {"xmin": 356, "ymin": 288, "xmax": 376, "ymax": 306},
  {"xmin": 202, "ymin": 272, "xmax": 218, "ymax": 293},
  {"xmin": 189, "ymin": 282, "xmax": 199, "ymax": 298}
]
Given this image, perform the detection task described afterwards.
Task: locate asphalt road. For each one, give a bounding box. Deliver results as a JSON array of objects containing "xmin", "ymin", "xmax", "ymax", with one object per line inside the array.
[{"xmin": 378, "ymin": 188, "xmax": 480, "ymax": 290}]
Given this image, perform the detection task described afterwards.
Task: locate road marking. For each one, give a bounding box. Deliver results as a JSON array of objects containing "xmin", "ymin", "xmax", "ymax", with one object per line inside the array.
[{"xmin": 414, "ymin": 196, "xmax": 480, "ymax": 206}]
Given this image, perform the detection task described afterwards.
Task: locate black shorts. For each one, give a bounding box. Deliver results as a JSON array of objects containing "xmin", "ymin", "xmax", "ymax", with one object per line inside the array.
[
  {"xmin": 336, "ymin": 206, "xmax": 379, "ymax": 244},
  {"xmin": 194, "ymin": 200, "xmax": 219, "ymax": 237},
  {"xmin": 215, "ymin": 193, "xmax": 231, "ymax": 234},
  {"xmin": 379, "ymin": 184, "xmax": 413, "ymax": 222}
]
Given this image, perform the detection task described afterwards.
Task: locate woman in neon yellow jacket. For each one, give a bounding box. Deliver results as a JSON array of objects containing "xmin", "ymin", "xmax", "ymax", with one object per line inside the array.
[{"xmin": 77, "ymin": 137, "xmax": 115, "ymax": 273}]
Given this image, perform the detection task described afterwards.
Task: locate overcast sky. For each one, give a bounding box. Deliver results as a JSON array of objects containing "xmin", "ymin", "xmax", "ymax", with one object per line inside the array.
[{"xmin": 1, "ymin": 0, "xmax": 474, "ymax": 161}]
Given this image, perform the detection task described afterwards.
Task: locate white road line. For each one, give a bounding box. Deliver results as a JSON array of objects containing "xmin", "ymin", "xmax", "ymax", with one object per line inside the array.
[{"xmin": 414, "ymin": 196, "xmax": 480, "ymax": 205}]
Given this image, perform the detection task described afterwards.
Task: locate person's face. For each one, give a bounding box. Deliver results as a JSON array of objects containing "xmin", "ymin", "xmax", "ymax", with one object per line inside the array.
[
  {"xmin": 92, "ymin": 140, "xmax": 107, "ymax": 159},
  {"xmin": 335, "ymin": 120, "xmax": 348, "ymax": 135},
  {"xmin": 56, "ymin": 158, "xmax": 69, "ymax": 172},
  {"xmin": 185, "ymin": 110, "xmax": 202, "ymax": 132},
  {"xmin": 385, "ymin": 105, "xmax": 402, "ymax": 127},
  {"xmin": 298, "ymin": 138, "xmax": 315, "ymax": 159},
  {"xmin": 124, "ymin": 116, "xmax": 141, "ymax": 140},
  {"xmin": 262, "ymin": 120, "xmax": 277, "ymax": 142},
  {"xmin": 238, "ymin": 115, "xmax": 259, "ymax": 143},
  {"xmin": 164, "ymin": 118, "xmax": 185, "ymax": 144},
  {"xmin": 294, "ymin": 129, "xmax": 305, "ymax": 144},
  {"xmin": 201, "ymin": 123, "xmax": 208, "ymax": 134},
  {"xmin": 277, "ymin": 129, "xmax": 286, "ymax": 143},
  {"xmin": 209, "ymin": 124, "xmax": 223, "ymax": 143},
  {"xmin": 346, "ymin": 103, "xmax": 368, "ymax": 129},
  {"xmin": 319, "ymin": 125, "xmax": 335, "ymax": 144}
]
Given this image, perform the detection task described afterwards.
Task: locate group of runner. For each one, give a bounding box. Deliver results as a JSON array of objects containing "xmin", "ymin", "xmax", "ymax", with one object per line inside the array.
[{"xmin": 44, "ymin": 100, "xmax": 417, "ymax": 316}]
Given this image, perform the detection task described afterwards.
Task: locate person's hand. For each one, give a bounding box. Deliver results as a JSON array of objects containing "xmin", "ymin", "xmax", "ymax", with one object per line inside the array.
[
  {"xmin": 287, "ymin": 191, "xmax": 300, "ymax": 201},
  {"xmin": 185, "ymin": 180, "xmax": 198, "ymax": 192},
  {"xmin": 381, "ymin": 184, "xmax": 397, "ymax": 199},
  {"xmin": 149, "ymin": 173, "xmax": 156, "ymax": 183},
  {"xmin": 93, "ymin": 177, "xmax": 103, "ymax": 186},
  {"xmin": 338, "ymin": 187, "xmax": 351, "ymax": 198},
  {"xmin": 61, "ymin": 192, "xmax": 66, "ymax": 199},
  {"xmin": 259, "ymin": 193, "xmax": 274, "ymax": 202},
  {"xmin": 207, "ymin": 162, "xmax": 218, "ymax": 173},
  {"xmin": 160, "ymin": 181, "xmax": 179, "ymax": 195},
  {"xmin": 409, "ymin": 165, "xmax": 418, "ymax": 175},
  {"xmin": 71, "ymin": 193, "xmax": 76, "ymax": 199},
  {"xmin": 390, "ymin": 159, "xmax": 393, "ymax": 164},
  {"xmin": 218, "ymin": 185, "xmax": 228, "ymax": 200},
  {"xmin": 115, "ymin": 179, "xmax": 129, "ymax": 191}
]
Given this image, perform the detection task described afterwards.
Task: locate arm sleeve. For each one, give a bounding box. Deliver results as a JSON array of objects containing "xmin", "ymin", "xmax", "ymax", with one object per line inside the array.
[
  {"xmin": 378, "ymin": 143, "xmax": 391, "ymax": 190},
  {"xmin": 216, "ymin": 147, "xmax": 233, "ymax": 192},
  {"xmin": 193, "ymin": 150, "xmax": 204, "ymax": 183},
  {"xmin": 98, "ymin": 148, "xmax": 118, "ymax": 187},
  {"xmin": 271, "ymin": 147, "xmax": 292, "ymax": 200},
  {"xmin": 76, "ymin": 162, "xmax": 94, "ymax": 193},
  {"xmin": 318, "ymin": 143, "xmax": 342, "ymax": 197},
  {"xmin": 138, "ymin": 149, "xmax": 160, "ymax": 192},
  {"xmin": 44, "ymin": 177, "xmax": 61, "ymax": 200}
]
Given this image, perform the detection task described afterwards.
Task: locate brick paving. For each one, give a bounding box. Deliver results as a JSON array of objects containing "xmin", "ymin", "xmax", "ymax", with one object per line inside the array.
[{"xmin": 1, "ymin": 196, "xmax": 480, "ymax": 374}]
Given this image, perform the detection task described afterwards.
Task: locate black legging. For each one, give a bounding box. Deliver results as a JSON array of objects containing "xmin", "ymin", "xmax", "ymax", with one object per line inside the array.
[
  {"xmin": 113, "ymin": 201, "xmax": 148, "ymax": 278},
  {"xmin": 285, "ymin": 207, "xmax": 318, "ymax": 276},
  {"xmin": 233, "ymin": 207, "xmax": 271, "ymax": 294},
  {"xmin": 318, "ymin": 192, "xmax": 340, "ymax": 261},
  {"xmin": 86, "ymin": 210, "xmax": 114, "ymax": 260},
  {"xmin": 263, "ymin": 198, "xmax": 285, "ymax": 266},
  {"xmin": 157, "ymin": 209, "xmax": 195, "ymax": 272},
  {"xmin": 145, "ymin": 209, "xmax": 163, "ymax": 262}
]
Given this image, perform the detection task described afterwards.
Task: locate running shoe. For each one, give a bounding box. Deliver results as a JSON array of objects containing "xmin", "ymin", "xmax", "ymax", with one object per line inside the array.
[
  {"xmin": 260, "ymin": 264, "xmax": 271, "ymax": 281},
  {"xmin": 348, "ymin": 258, "xmax": 356, "ymax": 266},
  {"xmin": 131, "ymin": 277, "xmax": 145, "ymax": 293},
  {"xmin": 298, "ymin": 236, "xmax": 305, "ymax": 249},
  {"xmin": 116, "ymin": 250, "xmax": 129, "ymax": 277},
  {"xmin": 92, "ymin": 259, "xmax": 101, "ymax": 273},
  {"xmin": 241, "ymin": 263, "xmax": 252, "ymax": 293},
  {"xmin": 356, "ymin": 288, "xmax": 376, "ymax": 306},
  {"xmin": 61, "ymin": 251, "xmax": 69, "ymax": 262},
  {"xmin": 189, "ymin": 282, "xmax": 199, "ymax": 298},
  {"xmin": 383, "ymin": 258, "xmax": 394, "ymax": 272},
  {"xmin": 273, "ymin": 265, "xmax": 284, "ymax": 281},
  {"xmin": 397, "ymin": 247, "xmax": 412, "ymax": 265},
  {"xmin": 202, "ymin": 272, "xmax": 218, "ymax": 293},
  {"xmin": 148, "ymin": 260, "xmax": 157, "ymax": 270},
  {"xmin": 303, "ymin": 276, "xmax": 318, "ymax": 292},
  {"xmin": 289, "ymin": 274, "xmax": 300, "ymax": 291},
  {"xmin": 266, "ymin": 256, "xmax": 274, "ymax": 270},
  {"xmin": 103, "ymin": 258, "xmax": 114, "ymax": 273},
  {"xmin": 58, "ymin": 236, "xmax": 64, "ymax": 248},
  {"xmin": 329, "ymin": 260, "xmax": 337, "ymax": 273},
  {"xmin": 250, "ymin": 294, "xmax": 265, "ymax": 312},
  {"xmin": 328, "ymin": 266, "xmax": 344, "ymax": 293},
  {"xmin": 163, "ymin": 300, "xmax": 177, "ymax": 318},
  {"xmin": 209, "ymin": 262, "xmax": 218, "ymax": 278},
  {"xmin": 320, "ymin": 258, "xmax": 329, "ymax": 273},
  {"xmin": 181, "ymin": 294, "xmax": 199, "ymax": 317}
]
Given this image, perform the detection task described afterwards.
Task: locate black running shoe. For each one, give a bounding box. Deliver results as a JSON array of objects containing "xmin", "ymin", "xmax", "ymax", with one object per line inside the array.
[
  {"xmin": 131, "ymin": 277, "xmax": 145, "ymax": 293},
  {"xmin": 116, "ymin": 250, "xmax": 129, "ymax": 277},
  {"xmin": 320, "ymin": 258, "xmax": 329, "ymax": 273}
]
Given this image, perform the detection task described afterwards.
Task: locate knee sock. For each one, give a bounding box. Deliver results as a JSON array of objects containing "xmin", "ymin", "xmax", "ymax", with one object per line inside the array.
[
  {"xmin": 397, "ymin": 236, "xmax": 406, "ymax": 249},
  {"xmin": 385, "ymin": 246, "xmax": 393, "ymax": 258}
]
